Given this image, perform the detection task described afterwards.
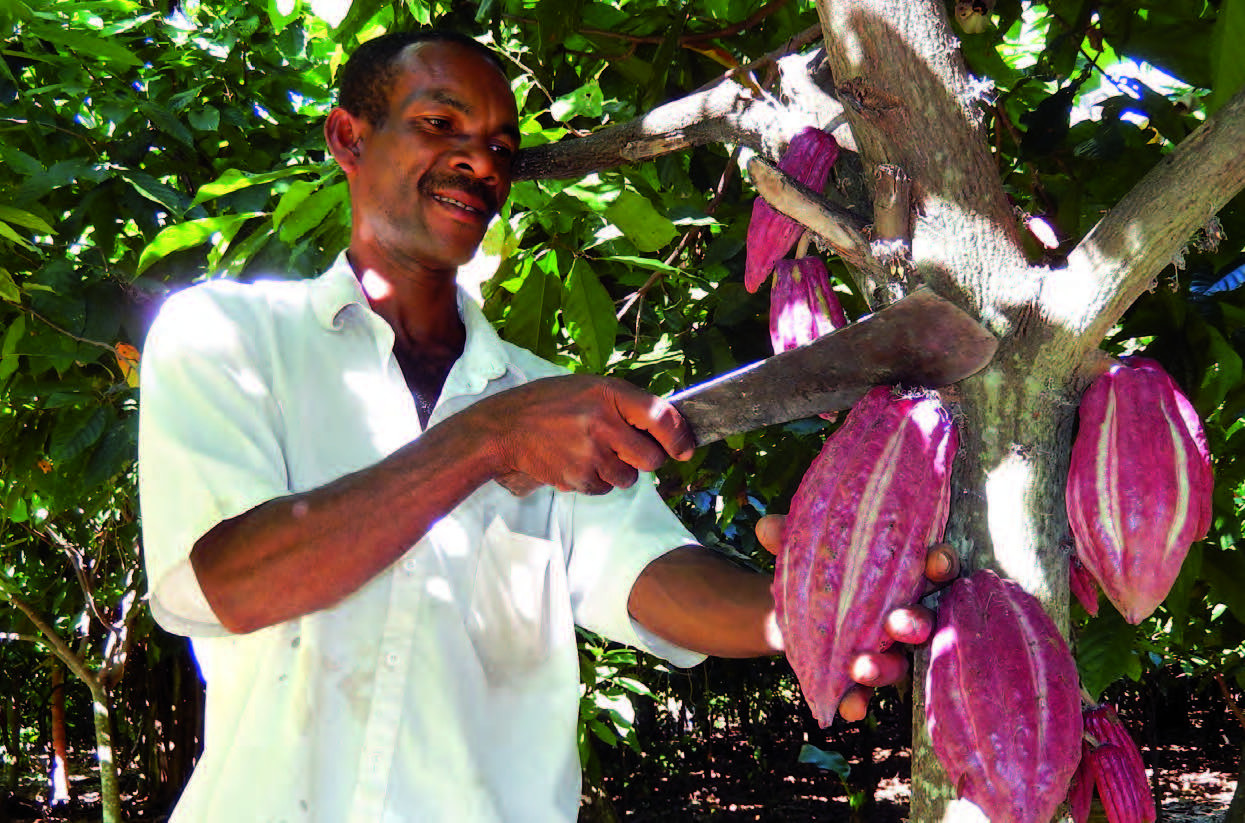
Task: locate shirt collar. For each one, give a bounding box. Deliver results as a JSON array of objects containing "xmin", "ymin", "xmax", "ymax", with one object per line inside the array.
[{"xmin": 309, "ymin": 251, "xmax": 512, "ymax": 388}]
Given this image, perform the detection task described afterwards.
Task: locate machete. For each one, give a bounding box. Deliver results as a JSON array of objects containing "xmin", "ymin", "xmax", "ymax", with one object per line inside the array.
[{"xmin": 668, "ymin": 287, "xmax": 997, "ymax": 447}]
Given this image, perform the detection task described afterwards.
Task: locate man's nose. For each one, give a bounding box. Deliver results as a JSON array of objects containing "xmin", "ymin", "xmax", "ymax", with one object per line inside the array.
[{"xmin": 450, "ymin": 138, "xmax": 507, "ymax": 184}]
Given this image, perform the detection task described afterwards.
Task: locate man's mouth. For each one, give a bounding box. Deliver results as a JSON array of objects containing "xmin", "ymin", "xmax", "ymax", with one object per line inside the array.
[
  {"xmin": 431, "ymin": 193, "xmax": 485, "ymax": 215},
  {"xmin": 421, "ymin": 174, "xmax": 499, "ymax": 221}
]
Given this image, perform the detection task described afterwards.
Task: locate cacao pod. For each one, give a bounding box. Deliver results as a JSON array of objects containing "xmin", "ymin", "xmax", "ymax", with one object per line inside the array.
[
  {"xmin": 768, "ymin": 257, "xmax": 848, "ymax": 354},
  {"xmin": 773, "ymin": 386, "xmax": 957, "ymax": 726},
  {"xmin": 1066, "ymin": 356, "xmax": 1213, "ymax": 624},
  {"xmin": 1069, "ymin": 553, "xmax": 1100, "ymax": 616},
  {"xmin": 926, "ymin": 569, "xmax": 1082, "ymax": 823},
  {"xmin": 1084, "ymin": 703, "xmax": 1156, "ymax": 823},
  {"xmin": 744, "ymin": 127, "xmax": 840, "ymax": 292},
  {"xmin": 1067, "ymin": 742, "xmax": 1094, "ymax": 823}
]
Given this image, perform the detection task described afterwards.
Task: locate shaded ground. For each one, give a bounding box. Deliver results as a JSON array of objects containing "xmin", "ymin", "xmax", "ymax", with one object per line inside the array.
[
  {"xmin": 598, "ymin": 669, "xmax": 1243, "ymax": 823},
  {"xmin": 4, "ymin": 670, "xmax": 1242, "ymax": 822}
]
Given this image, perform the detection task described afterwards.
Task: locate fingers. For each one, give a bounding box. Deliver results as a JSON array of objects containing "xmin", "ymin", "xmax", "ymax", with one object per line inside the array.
[
  {"xmin": 608, "ymin": 380, "xmax": 695, "ymax": 462},
  {"xmin": 838, "ymin": 686, "xmax": 873, "ymax": 723},
  {"xmin": 883, "ymin": 605, "xmax": 936, "ymax": 646},
  {"xmin": 924, "ymin": 542, "xmax": 960, "ymax": 586},
  {"xmin": 755, "ymin": 514, "xmax": 786, "ymax": 557},
  {"xmin": 849, "ymin": 651, "xmax": 910, "ymax": 689}
]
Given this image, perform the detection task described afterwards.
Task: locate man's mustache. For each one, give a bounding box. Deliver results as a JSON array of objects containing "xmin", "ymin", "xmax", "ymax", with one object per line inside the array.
[{"xmin": 419, "ymin": 173, "xmax": 500, "ymax": 218}]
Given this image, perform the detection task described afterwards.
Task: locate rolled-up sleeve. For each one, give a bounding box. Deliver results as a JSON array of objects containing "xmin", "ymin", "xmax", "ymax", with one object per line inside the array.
[
  {"xmin": 562, "ymin": 483, "xmax": 706, "ymax": 669},
  {"xmin": 138, "ymin": 287, "xmax": 289, "ymax": 637}
]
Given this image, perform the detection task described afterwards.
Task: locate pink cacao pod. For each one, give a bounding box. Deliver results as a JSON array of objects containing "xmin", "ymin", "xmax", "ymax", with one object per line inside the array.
[
  {"xmin": 1066, "ymin": 356, "xmax": 1213, "ymax": 624},
  {"xmin": 768, "ymin": 257, "xmax": 848, "ymax": 354},
  {"xmin": 744, "ymin": 128, "xmax": 840, "ymax": 292},
  {"xmin": 773, "ymin": 386, "xmax": 957, "ymax": 726},
  {"xmin": 926, "ymin": 569, "xmax": 1083, "ymax": 823},
  {"xmin": 1084, "ymin": 703, "xmax": 1156, "ymax": 823},
  {"xmin": 1067, "ymin": 742, "xmax": 1095, "ymax": 823},
  {"xmin": 1069, "ymin": 553, "xmax": 1100, "ymax": 616}
]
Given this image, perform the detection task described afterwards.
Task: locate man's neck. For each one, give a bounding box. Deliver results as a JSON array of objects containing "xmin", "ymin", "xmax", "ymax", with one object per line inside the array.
[{"xmin": 345, "ymin": 246, "xmax": 466, "ymax": 355}]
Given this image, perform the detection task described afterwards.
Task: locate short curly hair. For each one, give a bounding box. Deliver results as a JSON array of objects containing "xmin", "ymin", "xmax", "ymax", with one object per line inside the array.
[{"xmin": 336, "ymin": 30, "xmax": 508, "ymax": 127}]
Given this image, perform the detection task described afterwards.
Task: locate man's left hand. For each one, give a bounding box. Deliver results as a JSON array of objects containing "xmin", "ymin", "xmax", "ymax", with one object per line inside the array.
[{"xmin": 755, "ymin": 514, "xmax": 959, "ymax": 722}]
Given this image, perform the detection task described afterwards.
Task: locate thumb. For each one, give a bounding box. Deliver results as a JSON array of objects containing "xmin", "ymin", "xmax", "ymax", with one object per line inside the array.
[{"xmin": 755, "ymin": 514, "xmax": 787, "ymax": 557}]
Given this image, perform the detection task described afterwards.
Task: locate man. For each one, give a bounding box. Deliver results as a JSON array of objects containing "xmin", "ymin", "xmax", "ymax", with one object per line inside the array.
[{"xmin": 138, "ymin": 29, "xmax": 952, "ymax": 822}]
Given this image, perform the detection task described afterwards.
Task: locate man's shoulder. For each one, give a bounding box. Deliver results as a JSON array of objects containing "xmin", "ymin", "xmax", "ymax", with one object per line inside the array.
[{"xmin": 154, "ymin": 274, "xmax": 317, "ymax": 333}]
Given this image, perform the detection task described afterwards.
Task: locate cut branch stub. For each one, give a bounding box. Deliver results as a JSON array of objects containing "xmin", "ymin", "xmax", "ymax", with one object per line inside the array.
[{"xmin": 746, "ymin": 155, "xmax": 874, "ymax": 273}]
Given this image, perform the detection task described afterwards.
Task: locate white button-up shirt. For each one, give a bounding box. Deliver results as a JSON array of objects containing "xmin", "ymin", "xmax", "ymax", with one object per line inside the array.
[{"xmin": 138, "ymin": 253, "xmax": 703, "ymax": 823}]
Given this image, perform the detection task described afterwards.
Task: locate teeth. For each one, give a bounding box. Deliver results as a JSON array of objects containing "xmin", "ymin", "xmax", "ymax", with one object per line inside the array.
[{"xmin": 433, "ymin": 194, "xmax": 482, "ymax": 214}]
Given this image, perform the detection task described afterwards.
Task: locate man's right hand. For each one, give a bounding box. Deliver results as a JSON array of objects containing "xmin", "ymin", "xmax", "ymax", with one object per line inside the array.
[{"xmin": 466, "ymin": 375, "xmax": 695, "ymax": 496}]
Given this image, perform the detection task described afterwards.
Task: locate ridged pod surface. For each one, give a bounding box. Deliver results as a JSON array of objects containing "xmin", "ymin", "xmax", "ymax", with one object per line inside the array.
[
  {"xmin": 744, "ymin": 128, "xmax": 840, "ymax": 292},
  {"xmin": 1066, "ymin": 356, "xmax": 1213, "ymax": 624},
  {"xmin": 1067, "ymin": 744, "xmax": 1094, "ymax": 823},
  {"xmin": 773, "ymin": 386, "xmax": 957, "ymax": 726},
  {"xmin": 768, "ymin": 257, "xmax": 848, "ymax": 354},
  {"xmin": 1085, "ymin": 703, "xmax": 1156, "ymax": 823},
  {"xmin": 1069, "ymin": 554, "xmax": 1100, "ymax": 616},
  {"xmin": 926, "ymin": 569, "xmax": 1082, "ymax": 823}
]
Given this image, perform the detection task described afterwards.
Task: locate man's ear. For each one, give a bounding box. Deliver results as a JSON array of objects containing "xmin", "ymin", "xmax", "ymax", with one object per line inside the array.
[{"xmin": 325, "ymin": 108, "xmax": 367, "ymax": 173}]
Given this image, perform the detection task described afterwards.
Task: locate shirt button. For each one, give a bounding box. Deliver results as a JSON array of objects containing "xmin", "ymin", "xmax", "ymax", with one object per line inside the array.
[
  {"xmin": 402, "ymin": 558, "xmax": 417, "ymax": 574},
  {"xmin": 385, "ymin": 652, "xmax": 399, "ymax": 668}
]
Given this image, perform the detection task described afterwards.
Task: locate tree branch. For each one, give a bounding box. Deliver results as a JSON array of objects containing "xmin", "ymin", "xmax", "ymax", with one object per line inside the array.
[
  {"xmin": 1045, "ymin": 85, "xmax": 1245, "ymax": 350},
  {"xmin": 513, "ymin": 51, "xmax": 847, "ymax": 180},
  {"xmin": 746, "ymin": 155, "xmax": 873, "ymax": 271}
]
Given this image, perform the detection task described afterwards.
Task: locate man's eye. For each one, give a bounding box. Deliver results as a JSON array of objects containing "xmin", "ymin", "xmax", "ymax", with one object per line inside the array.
[
  {"xmin": 491, "ymin": 144, "xmax": 515, "ymax": 158},
  {"xmin": 423, "ymin": 117, "xmax": 451, "ymax": 130}
]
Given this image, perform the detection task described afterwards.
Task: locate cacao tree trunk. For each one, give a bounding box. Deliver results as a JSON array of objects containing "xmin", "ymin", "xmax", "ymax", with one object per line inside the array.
[{"xmin": 49, "ymin": 661, "xmax": 70, "ymax": 808}]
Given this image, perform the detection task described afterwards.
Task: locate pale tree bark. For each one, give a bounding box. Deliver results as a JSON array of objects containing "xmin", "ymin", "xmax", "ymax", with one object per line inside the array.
[{"xmin": 510, "ymin": 1, "xmax": 1245, "ymax": 819}]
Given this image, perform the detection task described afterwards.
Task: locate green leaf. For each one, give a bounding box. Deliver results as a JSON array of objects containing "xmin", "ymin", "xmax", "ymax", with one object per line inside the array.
[
  {"xmin": 118, "ymin": 171, "xmax": 189, "ymax": 215},
  {"xmin": 26, "ymin": 20, "xmax": 141, "ymax": 67},
  {"xmin": 0, "ymin": 221, "xmax": 35, "ymax": 250},
  {"xmin": 48, "ymin": 407, "xmax": 108, "ymax": 464},
  {"xmin": 0, "ymin": 268, "xmax": 19, "ymax": 303},
  {"xmin": 588, "ymin": 719, "xmax": 619, "ymax": 748},
  {"xmin": 503, "ymin": 255, "xmax": 562, "ymax": 360},
  {"xmin": 140, "ymin": 101, "xmax": 196, "ymax": 148},
  {"xmin": 0, "ymin": 205, "xmax": 54, "ymax": 234},
  {"xmin": 191, "ymin": 167, "xmax": 319, "ymax": 207},
  {"xmin": 277, "ymin": 181, "xmax": 346, "ymax": 244},
  {"xmin": 798, "ymin": 745, "xmax": 851, "ymax": 779},
  {"xmin": 1204, "ymin": 544, "xmax": 1245, "ymax": 624},
  {"xmin": 550, "ymin": 81, "xmax": 605, "ymax": 123},
  {"xmin": 604, "ymin": 190, "xmax": 678, "ymax": 253},
  {"xmin": 1210, "ymin": 0, "xmax": 1245, "ymax": 114},
  {"xmin": 187, "ymin": 105, "xmax": 221, "ymax": 132},
  {"xmin": 1075, "ymin": 608, "xmax": 1143, "ymax": 701},
  {"xmin": 136, "ymin": 214, "xmax": 261, "ymax": 276},
  {"xmin": 563, "ymin": 258, "xmax": 617, "ymax": 373}
]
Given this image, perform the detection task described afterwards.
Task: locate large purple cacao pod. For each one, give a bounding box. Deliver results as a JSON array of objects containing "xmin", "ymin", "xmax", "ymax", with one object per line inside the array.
[
  {"xmin": 768, "ymin": 257, "xmax": 848, "ymax": 354},
  {"xmin": 744, "ymin": 128, "xmax": 840, "ymax": 292},
  {"xmin": 773, "ymin": 386, "xmax": 957, "ymax": 726},
  {"xmin": 1084, "ymin": 703, "xmax": 1156, "ymax": 823},
  {"xmin": 1066, "ymin": 356, "xmax": 1213, "ymax": 624},
  {"xmin": 926, "ymin": 569, "xmax": 1083, "ymax": 823}
]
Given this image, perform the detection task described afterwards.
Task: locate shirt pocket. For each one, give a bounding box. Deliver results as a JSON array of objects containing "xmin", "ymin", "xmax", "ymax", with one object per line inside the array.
[{"xmin": 465, "ymin": 516, "xmax": 572, "ymax": 684}]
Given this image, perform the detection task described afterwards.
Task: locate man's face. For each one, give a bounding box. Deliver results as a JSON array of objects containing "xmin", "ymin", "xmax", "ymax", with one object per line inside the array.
[{"xmin": 350, "ymin": 41, "xmax": 520, "ymax": 270}]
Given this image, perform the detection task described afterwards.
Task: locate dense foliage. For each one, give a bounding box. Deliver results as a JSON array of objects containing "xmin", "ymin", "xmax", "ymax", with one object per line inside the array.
[{"xmin": 1, "ymin": 0, "xmax": 1244, "ymax": 819}]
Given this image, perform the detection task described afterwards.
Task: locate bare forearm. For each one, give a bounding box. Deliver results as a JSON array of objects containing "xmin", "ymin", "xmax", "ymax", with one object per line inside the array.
[
  {"xmin": 627, "ymin": 546, "xmax": 782, "ymax": 658},
  {"xmin": 191, "ymin": 417, "xmax": 500, "ymax": 634}
]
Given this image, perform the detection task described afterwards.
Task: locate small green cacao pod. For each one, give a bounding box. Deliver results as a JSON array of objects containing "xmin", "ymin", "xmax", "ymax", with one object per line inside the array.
[
  {"xmin": 1066, "ymin": 356, "xmax": 1213, "ymax": 624},
  {"xmin": 744, "ymin": 128, "xmax": 840, "ymax": 292}
]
